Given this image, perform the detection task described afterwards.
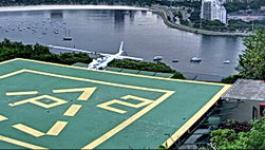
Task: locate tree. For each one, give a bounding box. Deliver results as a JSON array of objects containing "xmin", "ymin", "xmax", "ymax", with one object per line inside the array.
[
  {"xmin": 239, "ymin": 30, "xmax": 265, "ymax": 80},
  {"xmin": 211, "ymin": 117, "xmax": 265, "ymax": 149}
]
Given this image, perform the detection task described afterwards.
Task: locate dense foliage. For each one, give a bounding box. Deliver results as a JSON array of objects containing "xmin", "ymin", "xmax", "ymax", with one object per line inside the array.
[
  {"xmin": 109, "ymin": 59, "xmax": 185, "ymax": 79},
  {"xmin": 155, "ymin": 0, "xmax": 200, "ymax": 8},
  {"xmin": 224, "ymin": 0, "xmax": 265, "ymax": 13},
  {"xmin": 239, "ymin": 30, "xmax": 265, "ymax": 80},
  {"xmin": 0, "ymin": 39, "xmax": 92, "ymax": 65},
  {"xmin": 211, "ymin": 117, "xmax": 265, "ymax": 149}
]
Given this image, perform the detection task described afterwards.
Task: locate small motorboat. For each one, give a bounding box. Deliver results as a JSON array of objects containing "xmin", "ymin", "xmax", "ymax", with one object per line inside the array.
[
  {"xmin": 224, "ymin": 60, "xmax": 231, "ymax": 64},
  {"xmin": 63, "ymin": 36, "xmax": 73, "ymax": 41},
  {"xmin": 190, "ymin": 57, "xmax": 202, "ymax": 63},
  {"xmin": 153, "ymin": 56, "xmax": 163, "ymax": 61},
  {"xmin": 172, "ymin": 59, "xmax": 179, "ymax": 63},
  {"xmin": 54, "ymin": 30, "xmax": 59, "ymax": 34},
  {"xmin": 63, "ymin": 29, "xmax": 72, "ymax": 41}
]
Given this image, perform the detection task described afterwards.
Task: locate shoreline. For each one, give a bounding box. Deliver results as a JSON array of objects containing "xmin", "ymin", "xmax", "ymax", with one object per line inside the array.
[
  {"xmin": 0, "ymin": 5, "xmax": 148, "ymax": 12},
  {"xmin": 151, "ymin": 7, "xmax": 251, "ymax": 37}
]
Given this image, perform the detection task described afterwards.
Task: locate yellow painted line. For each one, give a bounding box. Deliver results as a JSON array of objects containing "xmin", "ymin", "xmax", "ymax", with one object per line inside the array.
[
  {"xmin": 11, "ymin": 58, "xmax": 228, "ymax": 86},
  {"xmin": 64, "ymin": 104, "xmax": 82, "ymax": 117},
  {"xmin": 53, "ymin": 87, "xmax": 97, "ymax": 101},
  {"xmin": 82, "ymin": 91, "xmax": 175, "ymax": 149},
  {"xmin": 24, "ymin": 69, "xmax": 169, "ymax": 93},
  {"xmin": 9, "ymin": 95, "xmax": 67, "ymax": 109},
  {"xmin": 0, "ymin": 115, "xmax": 7, "ymax": 122},
  {"xmin": 13, "ymin": 124, "xmax": 45, "ymax": 138},
  {"xmin": 46, "ymin": 121, "xmax": 68, "ymax": 136},
  {"xmin": 0, "ymin": 69, "xmax": 25, "ymax": 79},
  {"xmin": 97, "ymin": 95, "xmax": 153, "ymax": 114},
  {"xmin": 0, "ymin": 135, "xmax": 47, "ymax": 149},
  {"xmin": 162, "ymin": 84, "xmax": 232, "ymax": 148},
  {"xmin": 97, "ymin": 100, "xmax": 128, "ymax": 114},
  {"xmin": 6, "ymin": 91, "xmax": 38, "ymax": 96}
]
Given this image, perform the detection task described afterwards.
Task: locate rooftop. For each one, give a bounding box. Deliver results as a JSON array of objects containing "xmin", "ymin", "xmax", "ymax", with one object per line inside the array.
[
  {"xmin": 0, "ymin": 58, "xmax": 230, "ymax": 149},
  {"xmin": 222, "ymin": 79, "xmax": 265, "ymax": 101}
]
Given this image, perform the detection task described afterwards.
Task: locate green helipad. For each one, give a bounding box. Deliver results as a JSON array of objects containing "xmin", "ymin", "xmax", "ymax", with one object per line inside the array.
[{"xmin": 0, "ymin": 58, "xmax": 230, "ymax": 149}]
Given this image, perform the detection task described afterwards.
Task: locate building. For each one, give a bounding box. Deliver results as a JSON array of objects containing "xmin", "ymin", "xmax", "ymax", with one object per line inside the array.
[
  {"xmin": 0, "ymin": 58, "xmax": 230, "ymax": 149},
  {"xmin": 201, "ymin": 0, "xmax": 227, "ymax": 24},
  {"xmin": 222, "ymin": 79, "xmax": 265, "ymax": 122}
]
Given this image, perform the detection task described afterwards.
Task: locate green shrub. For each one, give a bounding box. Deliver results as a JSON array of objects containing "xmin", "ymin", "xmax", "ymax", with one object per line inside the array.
[
  {"xmin": 0, "ymin": 39, "xmax": 92, "ymax": 65},
  {"xmin": 109, "ymin": 59, "xmax": 185, "ymax": 79},
  {"xmin": 221, "ymin": 74, "xmax": 242, "ymax": 84}
]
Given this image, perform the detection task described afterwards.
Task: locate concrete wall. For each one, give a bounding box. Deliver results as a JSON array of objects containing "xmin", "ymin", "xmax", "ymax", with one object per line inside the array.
[{"xmin": 221, "ymin": 100, "xmax": 262, "ymax": 122}]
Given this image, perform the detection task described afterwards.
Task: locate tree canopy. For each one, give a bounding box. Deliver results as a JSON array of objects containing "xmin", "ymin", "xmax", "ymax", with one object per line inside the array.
[
  {"xmin": 239, "ymin": 30, "xmax": 265, "ymax": 80},
  {"xmin": 211, "ymin": 117, "xmax": 265, "ymax": 149},
  {"xmin": 0, "ymin": 39, "xmax": 92, "ymax": 64}
]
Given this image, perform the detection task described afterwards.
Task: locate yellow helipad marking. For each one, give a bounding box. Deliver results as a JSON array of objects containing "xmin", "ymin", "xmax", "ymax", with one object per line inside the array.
[
  {"xmin": 0, "ymin": 115, "xmax": 7, "ymax": 122},
  {"xmin": 46, "ymin": 121, "xmax": 68, "ymax": 136},
  {"xmin": 98, "ymin": 100, "xmax": 128, "ymax": 114},
  {"xmin": 64, "ymin": 104, "xmax": 82, "ymax": 117},
  {"xmin": 6, "ymin": 91, "xmax": 38, "ymax": 96},
  {"xmin": 0, "ymin": 135, "xmax": 47, "ymax": 149},
  {"xmin": 3, "ymin": 69, "xmax": 173, "ymax": 148},
  {"xmin": 97, "ymin": 95, "xmax": 153, "ymax": 114},
  {"xmin": 82, "ymin": 91, "xmax": 175, "ymax": 149},
  {"xmin": 13, "ymin": 124, "xmax": 45, "ymax": 138},
  {"xmin": 53, "ymin": 87, "xmax": 97, "ymax": 101},
  {"xmin": 1, "ymin": 68, "xmax": 222, "ymax": 149},
  {"xmin": 9, "ymin": 95, "xmax": 67, "ymax": 109}
]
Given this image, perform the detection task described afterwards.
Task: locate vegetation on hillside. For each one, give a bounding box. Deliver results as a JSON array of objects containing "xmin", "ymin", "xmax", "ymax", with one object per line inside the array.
[
  {"xmin": 0, "ymin": 39, "xmax": 92, "ymax": 64},
  {"xmin": 109, "ymin": 59, "xmax": 185, "ymax": 79},
  {"xmin": 239, "ymin": 29, "xmax": 265, "ymax": 80},
  {"xmin": 224, "ymin": 0, "xmax": 265, "ymax": 13},
  {"xmin": 211, "ymin": 117, "xmax": 265, "ymax": 149}
]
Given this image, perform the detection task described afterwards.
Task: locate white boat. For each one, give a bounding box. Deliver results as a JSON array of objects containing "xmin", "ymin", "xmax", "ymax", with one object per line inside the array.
[
  {"xmin": 224, "ymin": 60, "xmax": 231, "ymax": 64},
  {"xmin": 190, "ymin": 57, "xmax": 202, "ymax": 63},
  {"xmin": 172, "ymin": 59, "xmax": 179, "ymax": 63},
  {"xmin": 153, "ymin": 56, "xmax": 163, "ymax": 61},
  {"xmin": 63, "ymin": 29, "xmax": 72, "ymax": 41},
  {"xmin": 63, "ymin": 37, "xmax": 72, "ymax": 40}
]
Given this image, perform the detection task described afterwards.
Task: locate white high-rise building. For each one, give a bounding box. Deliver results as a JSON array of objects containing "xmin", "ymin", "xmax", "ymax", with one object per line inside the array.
[{"xmin": 201, "ymin": 0, "xmax": 227, "ymax": 24}]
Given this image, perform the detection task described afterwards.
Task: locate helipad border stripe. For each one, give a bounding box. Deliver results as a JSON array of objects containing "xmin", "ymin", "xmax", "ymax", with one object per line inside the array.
[{"xmin": 162, "ymin": 84, "xmax": 231, "ymax": 148}]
